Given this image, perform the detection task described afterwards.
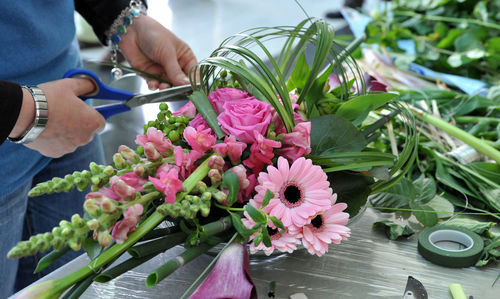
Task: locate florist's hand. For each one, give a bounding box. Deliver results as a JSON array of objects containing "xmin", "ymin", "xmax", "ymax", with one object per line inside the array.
[
  {"xmin": 10, "ymin": 78, "xmax": 105, "ymax": 158},
  {"xmin": 119, "ymin": 15, "xmax": 197, "ymax": 90}
]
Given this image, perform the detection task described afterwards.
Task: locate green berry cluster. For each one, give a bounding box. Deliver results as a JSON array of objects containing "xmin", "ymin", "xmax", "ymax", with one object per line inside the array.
[
  {"xmin": 8, "ymin": 214, "xmax": 90, "ymax": 258},
  {"xmin": 144, "ymin": 103, "xmax": 190, "ymax": 143},
  {"xmin": 213, "ymin": 70, "xmax": 242, "ymax": 89},
  {"xmin": 157, "ymin": 192, "xmax": 212, "ymax": 220}
]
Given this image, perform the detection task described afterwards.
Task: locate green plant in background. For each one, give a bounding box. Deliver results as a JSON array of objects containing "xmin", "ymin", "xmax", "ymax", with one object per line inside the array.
[{"xmin": 365, "ymin": 0, "xmax": 500, "ymax": 85}]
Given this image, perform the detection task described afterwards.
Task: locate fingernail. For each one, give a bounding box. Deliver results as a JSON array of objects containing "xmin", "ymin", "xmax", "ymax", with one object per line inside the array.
[{"xmin": 178, "ymin": 75, "xmax": 190, "ymax": 85}]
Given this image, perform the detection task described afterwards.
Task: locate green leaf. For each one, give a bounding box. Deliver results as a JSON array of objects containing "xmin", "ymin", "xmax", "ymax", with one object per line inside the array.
[
  {"xmin": 328, "ymin": 171, "xmax": 373, "ymax": 218},
  {"xmin": 83, "ymin": 238, "xmax": 103, "ymax": 260},
  {"xmin": 229, "ymin": 212, "xmax": 254, "ymax": 238},
  {"xmin": 262, "ymin": 227, "xmax": 272, "ymax": 247},
  {"xmin": 409, "ymin": 202, "xmax": 438, "ymax": 226},
  {"xmin": 413, "ymin": 175, "xmax": 436, "ymax": 204},
  {"xmin": 443, "ymin": 218, "xmax": 495, "ymax": 236},
  {"xmin": 436, "ymin": 28, "xmax": 463, "ymax": 49},
  {"xmin": 188, "ymin": 91, "xmax": 225, "ymax": 139},
  {"xmin": 426, "ymin": 195, "xmax": 455, "ymax": 218},
  {"xmin": 336, "ymin": 93, "xmax": 398, "ymax": 122},
  {"xmin": 223, "ymin": 171, "xmax": 240, "ymax": 206},
  {"xmin": 310, "ymin": 115, "xmax": 367, "ymax": 155},
  {"xmin": 261, "ymin": 190, "xmax": 275, "ymax": 208},
  {"xmin": 286, "ymin": 52, "xmax": 310, "ymax": 91},
  {"xmin": 372, "ymin": 220, "xmax": 415, "ymax": 240},
  {"xmin": 34, "ymin": 245, "xmax": 71, "ymax": 274},
  {"xmin": 370, "ymin": 178, "xmax": 416, "ymax": 209},
  {"xmin": 269, "ymin": 216, "xmax": 285, "ymax": 232},
  {"xmin": 473, "ymin": 1, "xmax": 489, "ymax": 23},
  {"xmin": 245, "ymin": 204, "xmax": 266, "ymax": 224},
  {"xmin": 253, "ymin": 233, "xmax": 263, "ymax": 246}
]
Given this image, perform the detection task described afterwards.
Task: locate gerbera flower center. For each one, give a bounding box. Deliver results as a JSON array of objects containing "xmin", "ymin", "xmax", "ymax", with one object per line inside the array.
[
  {"xmin": 280, "ymin": 182, "xmax": 304, "ymax": 208},
  {"xmin": 267, "ymin": 226, "xmax": 281, "ymax": 240},
  {"xmin": 310, "ymin": 214, "xmax": 324, "ymax": 232}
]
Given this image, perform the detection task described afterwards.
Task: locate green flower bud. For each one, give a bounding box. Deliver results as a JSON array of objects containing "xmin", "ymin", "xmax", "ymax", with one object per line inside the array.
[
  {"xmin": 61, "ymin": 228, "xmax": 73, "ymax": 239},
  {"xmin": 87, "ymin": 219, "xmax": 99, "ymax": 230},
  {"xmin": 81, "ymin": 170, "xmax": 91, "ymax": 179},
  {"xmin": 113, "ymin": 153, "xmax": 127, "ymax": 169},
  {"xmin": 168, "ymin": 130, "xmax": 180, "ymax": 142},
  {"xmin": 43, "ymin": 232, "xmax": 54, "ymax": 242},
  {"xmin": 195, "ymin": 181, "xmax": 207, "ymax": 194},
  {"xmin": 103, "ymin": 166, "xmax": 115, "ymax": 176},
  {"xmin": 201, "ymin": 192, "xmax": 212, "ymax": 202},
  {"xmin": 101, "ymin": 198, "xmax": 117, "ymax": 213},
  {"xmin": 71, "ymin": 214, "xmax": 85, "ymax": 228},
  {"xmin": 200, "ymin": 206, "xmax": 210, "ymax": 217},
  {"xmin": 52, "ymin": 227, "xmax": 62, "ymax": 237},
  {"xmin": 97, "ymin": 231, "xmax": 112, "ymax": 247},
  {"xmin": 91, "ymin": 175, "xmax": 101, "ymax": 185},
  {"xmin": 68, "ymin": 239, "xmax": 81, "ymax": 251},
  {"xmin": 59, "ymin": 220, "xmax": 72, "ymax": 230},
  {"xmin": 213, "ymin": 191, "xmax": 228, "ymax": 204},
  {"xmin": 136, "ymin": 146, "xmax": 144, "ymax": 156},
  {"xmin": 89, "ymin": 162, "xmax": 102, "ymax": 174},
  {"xmin": 52, "ymin": 237, "xmax": 65, "ymax": 251},
  {"xmin": 220, "ymin": 70, "xmax": 228, "ymax": 78}
]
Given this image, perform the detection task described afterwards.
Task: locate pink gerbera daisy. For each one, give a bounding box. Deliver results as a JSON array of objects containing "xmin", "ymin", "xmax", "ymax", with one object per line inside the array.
[
  {"xmin": 301, "ymin": 199, "xmax": 350, "ymax": 257},
  {"xmin": 253, "ymin": 157, "xmax": 332, "ymax": 228}
]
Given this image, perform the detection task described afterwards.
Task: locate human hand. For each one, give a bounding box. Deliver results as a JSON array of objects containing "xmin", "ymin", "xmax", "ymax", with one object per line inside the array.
[
  {"xmin": 118, "ymin": 15, "xmax": 197, "ymax": 90},
  {"xmin": 15, "ymin": 78, "xmax": 105, "ymax": 158}
]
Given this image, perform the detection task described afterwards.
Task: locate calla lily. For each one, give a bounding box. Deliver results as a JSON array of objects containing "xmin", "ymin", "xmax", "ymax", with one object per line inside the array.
[
  {"xmin": 189, "ymin": 243, "xmax": 257, "ymax": 299},
  {"xmin": 15, "ymin": 280, "xmax": 66, "ymax": 299}
]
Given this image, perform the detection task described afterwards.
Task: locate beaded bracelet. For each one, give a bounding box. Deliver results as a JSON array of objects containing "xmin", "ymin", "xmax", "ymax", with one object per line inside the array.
[{"xmin": 106, "ymin": 0, "xmax": 147, "ymax": 79}]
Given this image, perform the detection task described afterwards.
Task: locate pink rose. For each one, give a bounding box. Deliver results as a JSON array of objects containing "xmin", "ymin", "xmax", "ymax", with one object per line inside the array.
[
  {"xmin": 208, "ymin": 88, "xmax": 251, "ymax": 114},
  {"xmin": 218, "ymin": 99, "xmax": 272, "ymax": 143}
]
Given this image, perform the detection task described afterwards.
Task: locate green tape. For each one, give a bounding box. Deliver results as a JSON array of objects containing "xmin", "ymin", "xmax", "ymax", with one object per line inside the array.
[{"xmin": 417, "ymin": 225, "xmax": 483, "ymax": 268}]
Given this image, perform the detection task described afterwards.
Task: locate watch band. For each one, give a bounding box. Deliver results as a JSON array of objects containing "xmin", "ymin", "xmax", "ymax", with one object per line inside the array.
[{"xmin": 8, "ymin": 86, "xmax": 48, "ymax": 144}]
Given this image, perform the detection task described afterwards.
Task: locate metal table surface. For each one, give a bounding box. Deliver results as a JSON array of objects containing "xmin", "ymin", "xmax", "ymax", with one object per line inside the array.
[{"xmin": 16, "ymin": 208, "xmax": 499, "ymax": 298}]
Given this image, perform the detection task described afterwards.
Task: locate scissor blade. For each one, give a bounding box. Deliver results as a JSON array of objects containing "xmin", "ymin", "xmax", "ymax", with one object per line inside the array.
[
  {"xmin": 402, "ymin": 276, "xmax": 428, "ymax": 299},
  {"xmin": 125, "ymin": 84, "xmax": 194, "ymax": 108}
]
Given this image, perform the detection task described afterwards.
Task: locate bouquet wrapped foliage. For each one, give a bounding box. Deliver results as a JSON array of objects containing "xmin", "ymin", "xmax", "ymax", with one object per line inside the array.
[{"xmin": 10, "ymin": 18, "xmax": 417, "ymax": 298}]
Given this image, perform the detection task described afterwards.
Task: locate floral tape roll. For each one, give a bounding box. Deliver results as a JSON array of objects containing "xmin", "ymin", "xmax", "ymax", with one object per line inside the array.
[{"xmin": 417, "ymin": 226, "xmax": 484, "ymax": 268}]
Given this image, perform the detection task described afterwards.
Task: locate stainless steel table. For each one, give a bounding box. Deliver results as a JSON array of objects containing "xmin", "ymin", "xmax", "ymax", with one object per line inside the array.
[{"xmin": 17, "ymin": 208, "xmax": 498, "ymax": 298}]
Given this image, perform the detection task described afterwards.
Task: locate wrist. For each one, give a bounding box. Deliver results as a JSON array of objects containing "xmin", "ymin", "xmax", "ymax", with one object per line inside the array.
[
  {"xmin": 8, "ymin": 86, "xmax": 48, "ymax": 144},
  {"xmin": 9, "ymin": 87, "xmax": 36, "ymax": 139}
]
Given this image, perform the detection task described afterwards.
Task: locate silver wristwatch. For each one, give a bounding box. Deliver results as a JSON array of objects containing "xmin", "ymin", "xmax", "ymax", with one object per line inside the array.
[{"xmin": 8, "ymin": 86, "xmax": 48, "ymax": 144}]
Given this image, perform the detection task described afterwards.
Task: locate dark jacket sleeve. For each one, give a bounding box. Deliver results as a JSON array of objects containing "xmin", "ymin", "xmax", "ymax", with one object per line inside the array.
[
  {"xmin": 0, "ymin": 81, "xmax": 23, "ymax": 145},
  {"xmin": 75, "ymin": 0, "xmax": 148, "ymax": 45}
]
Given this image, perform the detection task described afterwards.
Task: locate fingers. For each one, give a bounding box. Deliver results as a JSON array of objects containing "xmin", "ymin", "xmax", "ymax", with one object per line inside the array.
[{"xmin": 69, "ymin": 77, "xmax": 97, "ymax": 96}]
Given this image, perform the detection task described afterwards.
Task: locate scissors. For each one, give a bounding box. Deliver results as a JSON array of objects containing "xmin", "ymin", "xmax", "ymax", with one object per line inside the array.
[{"xmin": 64, "ymin": 68, "xmax": 193, "ymax": 119}]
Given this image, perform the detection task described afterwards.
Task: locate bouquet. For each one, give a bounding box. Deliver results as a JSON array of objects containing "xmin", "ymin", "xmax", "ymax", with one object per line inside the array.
[{"xmin": 10, "ymin": 18, "xmax": 417, "ymax": 298}]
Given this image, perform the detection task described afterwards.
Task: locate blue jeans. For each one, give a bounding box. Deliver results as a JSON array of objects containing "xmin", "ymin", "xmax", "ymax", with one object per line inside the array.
[{"xmin": 0, "ymin": 136, "xmax": 105, "ymax": 298}]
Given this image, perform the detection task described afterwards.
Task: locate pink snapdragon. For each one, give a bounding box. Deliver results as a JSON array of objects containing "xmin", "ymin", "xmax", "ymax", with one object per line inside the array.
[
  {"xmin": 135, "ymin": 127, "xmax": 173, "ymax": 153},
  {"xmin": 212, "ymin": 135, "xmax": 247, "ymax": 164},
  {"xmin": 218, "ymin": 98, "xmax": 272, "ymax": 143},
  {"xmin": 279, "ymin": 121, "xmax": 311, "ymax": 162},
  {"xmin": 271, "ymin": 103, "xmax": 305, "ymax": 135},
  {"xmin": 172, "ymin": 101, "xmax": 197, "ymax": 118},
  {"xmin": 174, "ymin": 146, "xmax": 203, "ymax": 178},
  {"xmin": 149, "ymin": 168, "xmax": 183, "ymax": 204},
  {"xmin": 183, "ymin": 125, "xmax": 217, "ymax": 154},
  {"xmin": 109, "ymin": 173, "xmax": 147, "ymax": 200},
  {"xmin": 243, "ymin": 131, "xmax": 281, "ymax": 173},
  {"xmin": 111, "ymin": 204, "xmax": 144, "ymax": 244}
]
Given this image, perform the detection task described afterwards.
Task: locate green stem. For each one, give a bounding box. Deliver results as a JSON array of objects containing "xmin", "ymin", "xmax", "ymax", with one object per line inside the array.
[
  {"xmin": 454, "ymin": 116, "xmax": 500, "ymax": 124},
  {"xmin": 124, "ymin": 191, "xmax": 161, "ymax": 209},
  {"xmin": 411, "ymin": 106, "xmax": 500, "ymax": 164},
  {"xmin": 394, "ymin": 10, "xmax": 500, "ymax": 31},
  {"xmin": 36, "ymin": 155, "xmax": 215, "ymax": 297},
  {"xmin": 214, "ymin": 202, "xmax": 245, "ymax": 212}
]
